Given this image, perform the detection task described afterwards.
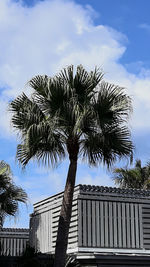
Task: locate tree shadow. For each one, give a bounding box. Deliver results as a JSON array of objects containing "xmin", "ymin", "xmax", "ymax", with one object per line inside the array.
[{"xmin": 29, "ymin": 212, "xmax": 40, "ymax": 252}]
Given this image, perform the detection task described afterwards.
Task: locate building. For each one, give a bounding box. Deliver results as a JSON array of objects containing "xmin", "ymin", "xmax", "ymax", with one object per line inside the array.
[
  {"xmin": 29, "ymin": 184, "xmax": 150, "ymax": 266},
  {"xmin": 30, "ymin": 184, "xmax": 150, "ymax": 259},
  {"xmin": 0, "ymin": 228, "xmax": 29, "ymax": 256}
]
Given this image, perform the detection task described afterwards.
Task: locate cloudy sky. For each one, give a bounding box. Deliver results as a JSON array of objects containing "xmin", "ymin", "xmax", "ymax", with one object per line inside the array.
[{"xmin": 2, "ymin": 0, "xmax": 150, "ymax": 228}]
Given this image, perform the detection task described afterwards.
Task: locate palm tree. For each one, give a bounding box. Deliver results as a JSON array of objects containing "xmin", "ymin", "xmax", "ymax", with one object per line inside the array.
[
  {"xmin": 0, "ymin": 161, "xmax": 27, "ymax": 228},
  {"xmin": 113, "ymin": 159, "xmax": 150, "ymax": 189},
  {"xmin": 10, "ymin": 65, "xmax": 133, "ymax": 267}
]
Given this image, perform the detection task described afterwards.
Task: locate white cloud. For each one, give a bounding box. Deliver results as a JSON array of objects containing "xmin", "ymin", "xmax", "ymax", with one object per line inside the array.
[
  {"xmin": 139, "ymin": 23, "xmax": 150, "ymax": 32},
  {"xmin": 0, "ymin": 0, "xmax": 150, "ymax": 138}
]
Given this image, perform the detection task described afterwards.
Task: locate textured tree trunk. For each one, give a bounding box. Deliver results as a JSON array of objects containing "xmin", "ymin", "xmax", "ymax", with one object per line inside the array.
[
  {"xmin": 0, "ymin": 214, "xmax": 3, "ymax": 230},
  {"xmin": 53, "ymin": 159, "xmax": 77, "ymax": 267}
]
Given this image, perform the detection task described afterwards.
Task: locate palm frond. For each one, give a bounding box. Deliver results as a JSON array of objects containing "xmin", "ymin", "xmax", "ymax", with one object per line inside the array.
[
  {"xmin": 57, "ymin": 65, "xmax": 103, "ymax": 105},
  {"xmin": 58, "ymin": 65, "xmax": 74, "ymax": 89},
  {"xmin": 16, "ymin": 120, "xmax": 65, "ymax": 168},
  {"xmin": 10, "ymin": 93, "xmax": 45, "ymax": 135},
  {"xmin": 113, "ymin": 167, "xmax": 140, "ymax": 188},
  {"xmin": 94, "ymin": 82, "xmax": 132, "ymax": 128},
  {"xmin": 113, "ymin": 159, "xmax": 150, "ymax": 189},
  {"xmin": 82, "ymin": 125, "xmax": 133, "ymax": 168},
  {"xmin": 10, "ymin": 64, "xmax": 133, "ymax": 171},
  {"xmin": 28, "ymin": 75, "xmax": 50, "ymax": 97},
  {"xmin": 0, "ymin": 161, "xmax": 27, "ymax": 226},
  {"xmin": 74, "ymin": 65, "xmax": 103, "ymax": 96},
  {"xmin": 135, "ymin": 159, "xmax": 142, "ymax": 169}
]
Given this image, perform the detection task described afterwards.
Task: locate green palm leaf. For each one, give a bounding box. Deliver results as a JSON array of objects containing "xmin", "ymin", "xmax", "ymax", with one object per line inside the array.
[
  {"xmin": 0, "ymin": 161, "xmax": 27, "ymax": 227},
  {"xmin": 113, "ymin": 159, "xmax": 150, "ymax": 189}
]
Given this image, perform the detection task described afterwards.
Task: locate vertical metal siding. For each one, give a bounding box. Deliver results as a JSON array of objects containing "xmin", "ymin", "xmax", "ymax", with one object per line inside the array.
[
  {"xmin": 78, "ymin": 199, "xmax": 82, "ymax": 247},
  {"xmin": 87, "ymin": 200, "xmax": 92, "ymax": 247},
  {"xmin": 113, "ymin": 202, "xmax": 118, "ymax": 248},
  {"xmin": 51, "ymin": 199, "xmax": 78, "ymax": 251},
  {"xmin": 126, "ymin": 203, "xmax": 131, "ymax": 248},
  {"xmin": 100, "ymin": 201, "xmax": 104, "ymax": 247},
  {"xmin": 92, "ymin": 201, "xmax": 96, "ymax": 247},
  {"xmin": 0, "ymin": 229, "xmax": 29, "ymax": 256},
  {"xmin": 108, "ymin": 202, "xmax": 113, "ymax": 247},
  {"xmin": 142, "ymin": 204, "xmax": 150, "ymax": 249},
  {"xmin": 96, "ymin": 201, "xmax": 100, "ymax": 247},
  {"xmin": 83, "ymin": 200, "xmax": 87, "ymax": 246},
  {"xmin": 30, "ymin": 185, "xmax": 150, "ymax": 254},
  {"xmin": 78, "ymin": 199, "xmax": 143, "ymax": 249}
]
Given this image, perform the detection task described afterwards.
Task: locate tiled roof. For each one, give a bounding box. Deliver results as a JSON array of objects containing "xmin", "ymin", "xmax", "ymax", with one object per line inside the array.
[
  {"xmin": 79, "ymin": 184, "xmax": 150, "ymax": 197},
  {"xmin": 1, "ymin": 228, "xmax": 29, "ymax": 232}
]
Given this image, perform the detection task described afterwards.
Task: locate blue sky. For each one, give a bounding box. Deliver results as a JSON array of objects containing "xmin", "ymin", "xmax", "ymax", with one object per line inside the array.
[{"xmin": 1, "ymin": 0, "xmax": 150, "ymax": 228}]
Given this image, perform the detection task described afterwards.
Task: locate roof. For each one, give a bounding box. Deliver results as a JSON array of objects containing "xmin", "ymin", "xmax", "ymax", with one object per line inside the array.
[
  {"xmin": 33, "ymin": 184, "xmax": 150, "ymax": 208},
  {"xmin": 1, "ymin": 228, "xmax": 29, "ymax": 232},
  {"xmin": 79, "ymin": 184, "xmax": 150, "ymax": 198}
]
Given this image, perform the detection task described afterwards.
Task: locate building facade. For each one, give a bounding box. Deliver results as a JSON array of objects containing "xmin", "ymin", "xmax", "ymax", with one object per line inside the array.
[
  {"xmin": 0, "ymin": 228, "xmax": 29, "ymax": 256},
  {"xmin": 29, "ymin": 184, "xmax": 150, "ymax": 257}
]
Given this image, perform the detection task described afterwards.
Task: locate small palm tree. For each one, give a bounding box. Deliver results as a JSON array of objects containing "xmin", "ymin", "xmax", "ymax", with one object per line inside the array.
[
  {"xmin": 0, "ymin": 161, "xmax": 27, "ymax": 228},
  {"xmin": 113, "ymin": 159, "xmax": 150, "ymax": 189},
  {"xmin": 10, "ymin": 65, "xmax": 133, "ymax": 267}
]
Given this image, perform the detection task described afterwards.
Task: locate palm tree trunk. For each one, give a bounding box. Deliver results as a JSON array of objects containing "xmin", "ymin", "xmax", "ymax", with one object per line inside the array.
[
  {"xmin": 53, "ymin": 159, "xmax": 77, "ymax": 267},
  {"xmin": 0, "ymin": 214, "xmax": 3, "ymax": 230}
]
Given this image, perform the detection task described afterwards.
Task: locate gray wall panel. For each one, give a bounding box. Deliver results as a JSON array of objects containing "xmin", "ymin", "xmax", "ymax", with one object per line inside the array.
[
  {"xmin": 96, "ymin": 201, "xmax": 100, "ymax": 247},
  {"xmin": 113, "ymin": 202, "xmax": 118, "ymax": 248},
  {"xmin": 87, "ymin": 200, "xmax": 92, "ymax": 247},
  {"xmin": 142, "ymin": 204, "xmax": 150, "ymax": 249},
  {"xmin": 0, "ymin": 229, "xmax": 29, "ymax": 256},
  {"xmin": 77, "ymin": 199, "xmax": 143, "ymax": 250},
  {"xmin": 92, "ymin": 201, "xmax": 96, "ymax": 247},
  {"xmin": 109, "ymin": 202, "xmax": 113, "ymax": 248},
  {"xmin": 83, "ymin": 200, "xmax": 87, "ymax": 246},
  {"xmin": 30, "ymin": 185, "xmax": 150, "ymax": 254}
]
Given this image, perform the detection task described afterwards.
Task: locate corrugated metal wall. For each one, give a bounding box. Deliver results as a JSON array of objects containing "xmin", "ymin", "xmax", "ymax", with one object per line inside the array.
[
  {"xmin": 30, "ymin": 203, "xmax": 53, "ymax": 253},
  {"xmin": 142, "ymin": 204, "xmax": 150, "ymax": 249},
  {"xmin": 0, "ymin": 228, "xmax": 29, "ymax": 256},
  {"xmin": 30, "ymin": 187, "xmax": 79, "ymax": 253},
  {"xmin": 78, "ymin": 199, "xmax": 143, "ymax": 249},
  {"xmin": 30, "ymin": 185, "xmax": 150, "ymax": 254},
  {"xmin": 51, "ymin": 197, "xmax": 78, "ymax": 251}
]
